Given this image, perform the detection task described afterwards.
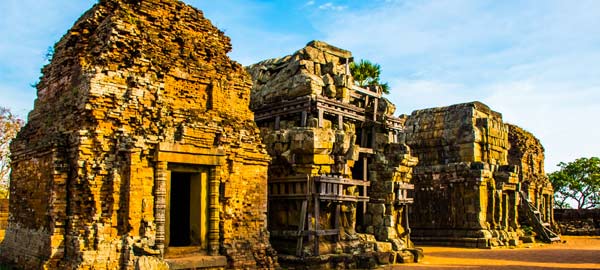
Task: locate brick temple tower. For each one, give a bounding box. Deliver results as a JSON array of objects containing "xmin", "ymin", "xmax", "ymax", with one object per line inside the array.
[{"xmin": 0, "ymin": 0, "xmax": 276, "ymax": 268}]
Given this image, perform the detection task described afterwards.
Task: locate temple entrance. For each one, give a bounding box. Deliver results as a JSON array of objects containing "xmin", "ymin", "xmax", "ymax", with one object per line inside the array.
[
  {"xmin": 167, "ymin": 166, "xmax": 209, "ymax": 251},
  {"xmin": 170, "ymin": 172, "xmax": 192, "ymax": 246}
]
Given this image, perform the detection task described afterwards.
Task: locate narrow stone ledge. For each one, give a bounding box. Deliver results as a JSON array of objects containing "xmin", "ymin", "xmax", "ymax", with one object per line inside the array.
[{"xmin": 165, "ymin": 255, "xmax": 227, "ymax": 270}]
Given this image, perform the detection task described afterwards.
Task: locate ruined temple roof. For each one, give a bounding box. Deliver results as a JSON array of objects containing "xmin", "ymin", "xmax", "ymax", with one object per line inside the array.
[
  {"xmin": 21, "ymin": 0, "xmax": 255, "ymax": 151},
  {"xmin": 247, "ymin": 40, "xmax": 357, "ymax": 109},
  {"xmin": 409, "ymin": 101, "xmax": 503, "ymax": 119},
  {"xmin": 43, "ymin": 0, "xmax": 239, "ymax": 85},
  {"xmin": 507, "ymin": 123, "xmax": 547, "ymax": 179},
  {"xmin": 249, "ymin": 40, "xmax": 352, "ymax": 68}
]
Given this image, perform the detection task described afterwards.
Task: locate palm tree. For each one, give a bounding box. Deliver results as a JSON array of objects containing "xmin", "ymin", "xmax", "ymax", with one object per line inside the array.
[{"xmin": 349, "ymin": 59, "xmax": 390, "ymax": 94}]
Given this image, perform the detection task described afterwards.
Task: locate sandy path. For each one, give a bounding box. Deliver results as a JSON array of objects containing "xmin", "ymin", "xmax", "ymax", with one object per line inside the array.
[{"xmin": 386, "ymin": 236, "xmax": 600, "ymax": 270}]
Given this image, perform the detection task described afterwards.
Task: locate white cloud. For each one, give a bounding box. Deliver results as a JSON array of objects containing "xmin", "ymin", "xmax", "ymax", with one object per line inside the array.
[
  {"xmin": 482, "ymin": 80, "xmax": 600, "ymax": 172},
  {"xmin": 308, "ymin": 0, "xmax": 600, "ymax": 172},
  {"xmin": 306, "ymin": 1, "xmax": 315, "ymax": 6},
  {"xmin": 318, "ymin": 2, "xmax": 347, "ymax": 11}
]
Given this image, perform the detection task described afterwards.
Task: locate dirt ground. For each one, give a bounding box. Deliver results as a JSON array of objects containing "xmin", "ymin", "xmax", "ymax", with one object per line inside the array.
[{"xmin": 388, "ymin": 236, "xmax": 600, "ymax": 270}]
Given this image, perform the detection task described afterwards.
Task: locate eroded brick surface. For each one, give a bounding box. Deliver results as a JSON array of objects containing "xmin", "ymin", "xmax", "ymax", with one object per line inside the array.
[
  {"xmin": 508, "ymin": 124, "xmax": 555, "ymax": 225},
  {"xmin": 404, "ymin": 102, "xmax": 560, "ymax": 247},
  {"xmin": 0, "ymin": 0, "xmax": 275, "ymax": 269},
  {"xmin": 405, "ymin": 102, "xmax": 522, "ymax": 247}
]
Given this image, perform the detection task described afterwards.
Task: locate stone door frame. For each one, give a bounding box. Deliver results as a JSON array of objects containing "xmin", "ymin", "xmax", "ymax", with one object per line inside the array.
[{"xmin": 154, "ymin": 143, "xmax": 225, "ymax": 256}]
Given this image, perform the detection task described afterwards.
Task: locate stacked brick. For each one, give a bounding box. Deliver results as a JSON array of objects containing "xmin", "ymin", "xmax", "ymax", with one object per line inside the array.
[
  {"xmin": 405, "ymin": 102, "xmax": 521, "ymax": 247},
  {"xmin": 367, "ymin": 141, "xmax": 419, "ymax": 262},
  {"xmin": 406, "ymin": 102, "xmax": 509, "ymax": 166},
  {"xmin": 0, "ymin": 0, "xmax": 275, "ymax": 269}
]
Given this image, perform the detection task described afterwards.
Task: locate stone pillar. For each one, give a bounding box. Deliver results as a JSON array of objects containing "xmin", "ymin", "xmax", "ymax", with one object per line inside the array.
[
  {"xmin": 155, "ymin": 161, "xmax": 168, "ymax": 255},
  {"xmin": 209, "ymin": 167, "xmax": 220, "ymax": 255}
]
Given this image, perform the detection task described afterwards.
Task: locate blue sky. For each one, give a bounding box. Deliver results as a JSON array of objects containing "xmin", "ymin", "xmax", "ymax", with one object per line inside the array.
[{"xmin": 1, "ymin": 0, "xmax": 599, "ymax": 172}]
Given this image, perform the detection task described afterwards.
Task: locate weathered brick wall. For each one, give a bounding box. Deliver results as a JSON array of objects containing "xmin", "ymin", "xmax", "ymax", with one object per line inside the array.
[
  {"xmin": 507, "ymin": 124, "xmax": 555, "ymax": 226},
  {"xmin": 368, "ymin": 142, "xmax": 418, "ymax": 250},
  {"xmin": 0, "ymin": 0, "xmax": 275, "ymax": 269},
  {"xmin": 406, "ymin": 102, "xmax": 509, "ymax": 166},
  {"xmin": 554, "ymin": 209, "xmax": 600, "ymax": 235},
  {"xmin": 405, "ymin": 102, "xmax": 521, "ymax": 248},
  {"xmin": 507, "ymin": 124, "xmax": 546, "ymax": 182},
  {"xmin": 507, "ymin": 124, "xmax": 554, "ymax": 204}
]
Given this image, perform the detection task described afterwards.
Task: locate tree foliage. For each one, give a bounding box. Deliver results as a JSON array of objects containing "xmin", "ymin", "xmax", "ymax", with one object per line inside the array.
[
  {"xmin": 0, "ymin": 107, "xmax": 24, "ymax": 198},
  {"xmin": 349, "ymin": 59, "xmax": 390, "ymax": 94},
  {"xmin": 548, "ymin": 157, "xmax": 600, "ymax": 209}
]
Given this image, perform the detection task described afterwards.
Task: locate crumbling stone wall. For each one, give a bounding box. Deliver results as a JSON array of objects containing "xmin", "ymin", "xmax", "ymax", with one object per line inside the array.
[
  {"xmin": 0, "ymin": 0, "xmax": 275, "ymax": 269},
  {"xmin": 406, "ymin": 102, "xmax": 509, "ymax": 166},
  {"xmin": 364, "ymin": 109, "xmax": 418, "ymax": 256},
  {"xmin": 405, "ymin": 102, "xmax": 521, "ymax": 247},
  {"xmin": 248, "ymin": 41, "xmax": 420, "ymax": 267},
  {"xmin": 507, "ymin": 124, "xmax": 555, "ymax": 225},
  {"xmin": 554, "ymin": 209, "xmax": 600, "ymax": 235}
]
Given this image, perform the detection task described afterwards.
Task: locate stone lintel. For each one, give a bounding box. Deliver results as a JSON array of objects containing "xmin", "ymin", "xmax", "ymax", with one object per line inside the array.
[
  {"xmin": 306, "ymin": 40, "xmax": 352, "ymax": 59},
  {"xmin": 156, "ymin": 143, "xmax": 225, "ymax": 165},
  {"xmin": 498, "ymin": 182, "xmax": 518, "ymax": 191}
]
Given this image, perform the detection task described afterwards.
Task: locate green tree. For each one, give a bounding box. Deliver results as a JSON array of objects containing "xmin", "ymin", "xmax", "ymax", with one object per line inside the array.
[
  {"xmin": 548, "ymin": 157, "xmax": 600, "ymax": 209},
  {"xmin": 349, "ymin": 59, "xmax": 390, "ymax": 94},
  {"xmin": 1, "ymin": 107, "xmax": 24, "ymax": 198}
]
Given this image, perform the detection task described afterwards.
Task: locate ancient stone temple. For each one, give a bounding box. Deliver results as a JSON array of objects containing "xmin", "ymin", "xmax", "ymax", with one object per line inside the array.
[
  {"xmin": 507, "ymin": 124, "xmax": 559, "ymax": 242},
  {"xmin": 0, "ymin": 0, "xmax": 276, "ymax": 269},
  {"xmin": 404, "ymin": 102, "xmax": 559, "ymax": 247},
  {"xmin": 247, "ymin": 41, "xmax": 421, "ymax": 268}
]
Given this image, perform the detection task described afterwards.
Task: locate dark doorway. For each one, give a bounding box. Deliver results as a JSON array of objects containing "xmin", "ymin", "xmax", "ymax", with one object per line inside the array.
[
  {"xmin": 351, "ymin": 157, "xmax": 365, "ymax": 180},
  {"xmin": 170, "ymin": 172, "xmax": 191, "ymax": 246},
  {"xmin": 167, "ymin": 168, "xmax": 208, "ymax": 250}
]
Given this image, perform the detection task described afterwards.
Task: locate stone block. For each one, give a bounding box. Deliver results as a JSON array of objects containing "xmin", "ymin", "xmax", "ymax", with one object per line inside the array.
[
  {"xmin": 383, "ymin": 215, "xmax": 394, "ymax": 227},
  {"xmin": 389, "ymin": 238, "xmax": 406, "ymax": 251},
  {"xmin": 374, "ymin": 241, "xmax": 393, "ymax": 253},
  {"xmin": 375, "ymin": 252, "xmax": 394, "ymax": 264},
  {"xmin": 136, "ymin": 256, "xmax": 169, "ymax": 270},
  {"xmin": 372, "ymin": 215, "xmax": 384, "ymax": 227},
  {"xmin": 378, "ymin": 227, "xmax": 397, "ymax": 241},
  {"xmin": 368, "ymin": 203, "xmax": 385, "ymax": 216},
  {"xmin": 396, "ymin": 251, "xmax": 415, "ymax": 263}
]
